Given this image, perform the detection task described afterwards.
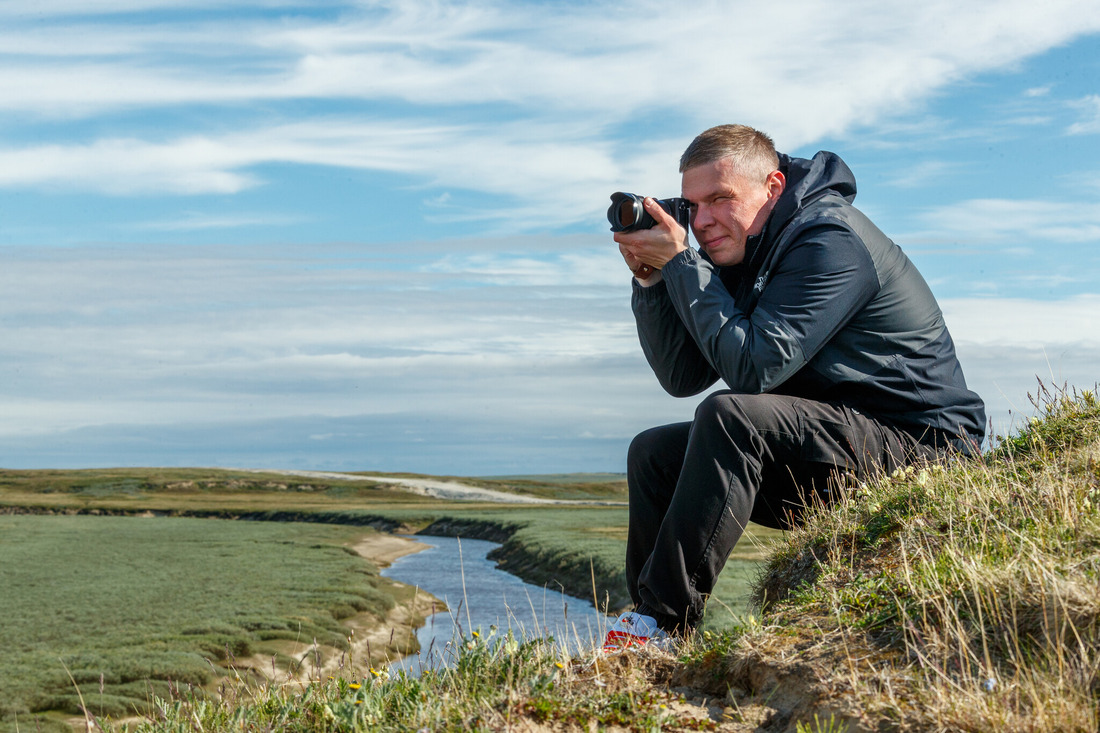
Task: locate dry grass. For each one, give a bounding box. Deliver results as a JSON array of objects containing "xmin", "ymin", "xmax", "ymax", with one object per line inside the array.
[{"xmin": 724, "ymin": 384, "xmax": 1100, "ymax": 731}]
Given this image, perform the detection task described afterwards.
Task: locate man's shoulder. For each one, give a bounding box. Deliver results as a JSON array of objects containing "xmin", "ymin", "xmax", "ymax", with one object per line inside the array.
[{"xmin": 778, "ymin": 195, "xmax": 891, "ymax": 257}]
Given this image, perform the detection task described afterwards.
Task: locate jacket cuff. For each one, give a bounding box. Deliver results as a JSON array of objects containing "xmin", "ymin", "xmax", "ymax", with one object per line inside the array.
[{"xmin": 631, "ymin": 275, "xmax": 668, "ymax": 299}]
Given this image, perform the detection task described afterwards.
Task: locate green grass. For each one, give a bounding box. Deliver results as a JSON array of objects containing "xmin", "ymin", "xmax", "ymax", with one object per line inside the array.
[
  {"xmin": 0, "ymin": 516, "xmax": 397, "ymax": 732},
  {"xmin": 0, "ymin": 469, "xmax": 781, "ymax": 731}
]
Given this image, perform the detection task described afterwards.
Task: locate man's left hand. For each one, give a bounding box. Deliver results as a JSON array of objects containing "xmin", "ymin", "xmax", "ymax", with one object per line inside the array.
[{"xmin": 613, "ymin": 197, "xmax": 689, "ymax": 277}]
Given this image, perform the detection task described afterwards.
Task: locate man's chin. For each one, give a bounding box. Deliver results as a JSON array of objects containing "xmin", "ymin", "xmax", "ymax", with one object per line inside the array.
[{"xmin": 704, "ymin": 250, "xmax": 737, "ymax": 267}]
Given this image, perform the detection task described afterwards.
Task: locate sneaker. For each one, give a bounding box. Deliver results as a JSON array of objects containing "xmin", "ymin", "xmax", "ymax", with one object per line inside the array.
[{"xmin": 601, "ymin": 612, "xmax": 670, "ymax": 652}]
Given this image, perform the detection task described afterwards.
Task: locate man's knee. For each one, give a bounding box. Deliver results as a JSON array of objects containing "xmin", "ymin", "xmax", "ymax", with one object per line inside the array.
[
  {"xmin": 691, "ymin": 391, "xmax": 786, "ymax": 442},
  {"xmin": 627, "ymin": 425, "xmax": 665, "ymax": 469},
  {"xmin": 628, "ymin": 422, "xmax": 690, "ymax": 473}
]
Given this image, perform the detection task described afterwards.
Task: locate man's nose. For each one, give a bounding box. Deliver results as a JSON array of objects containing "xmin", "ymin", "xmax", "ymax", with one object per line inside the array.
[{"xmin": 692, "ymin": 203, "xmax": 712, "ymax": 229}]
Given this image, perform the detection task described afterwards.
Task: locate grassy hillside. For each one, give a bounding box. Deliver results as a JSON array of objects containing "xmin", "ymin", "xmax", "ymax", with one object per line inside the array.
[
  {"xmin": 112, "ymin": 385, "xmax": 1100, "ymax": 732},
  {"xmin": 715, "ymin": 385, "xmax": 1100, "ymax": 731}
]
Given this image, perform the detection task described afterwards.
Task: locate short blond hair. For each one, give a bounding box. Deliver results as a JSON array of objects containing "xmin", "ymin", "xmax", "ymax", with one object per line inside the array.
[{"xmin": 679, "ymin": 124, "xmax": 778, "ymax": 182}]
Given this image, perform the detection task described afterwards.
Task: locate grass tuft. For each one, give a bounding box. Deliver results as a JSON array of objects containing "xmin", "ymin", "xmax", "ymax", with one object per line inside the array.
[
  {"xmin": 740, "ymin": 383, "xmax": 1100, "ymax": 730},
  {"xmin": 124, "ymin": 629, "xmax": 716, "ymax": 732}
]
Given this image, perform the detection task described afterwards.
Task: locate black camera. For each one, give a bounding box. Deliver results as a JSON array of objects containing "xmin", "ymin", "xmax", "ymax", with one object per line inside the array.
[{"xmin": 607, "ymin": 192, "xmax": 691, "ymax": 232}]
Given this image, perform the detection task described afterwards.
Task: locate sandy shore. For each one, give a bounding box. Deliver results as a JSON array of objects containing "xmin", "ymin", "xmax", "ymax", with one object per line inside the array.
[{"xmin": 352, "ymin": 531, "xmax": 432, "ymax": 566}]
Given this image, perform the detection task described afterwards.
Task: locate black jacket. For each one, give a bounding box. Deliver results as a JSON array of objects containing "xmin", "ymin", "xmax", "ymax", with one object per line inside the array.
[{"xmin": 632, "ymin": 151, "xmax": 986, "ymax": 452}]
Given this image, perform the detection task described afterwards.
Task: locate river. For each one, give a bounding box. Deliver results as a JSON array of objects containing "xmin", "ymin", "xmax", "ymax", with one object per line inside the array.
[{"xmin": 380, "ymin": 535, "xmax": 612, "ymax": 673}]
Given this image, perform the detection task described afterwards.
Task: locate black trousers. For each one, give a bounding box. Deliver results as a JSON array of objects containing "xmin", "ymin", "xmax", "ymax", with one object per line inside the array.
[{"xmin": 625, "ymin": 391, "xmax": 941, "ymax": 632}]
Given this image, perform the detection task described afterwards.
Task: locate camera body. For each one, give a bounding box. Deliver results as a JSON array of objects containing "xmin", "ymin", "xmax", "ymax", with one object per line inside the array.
[{"xmin": 607, "ymin": 191, "xmax": 691, "ymax": 232}]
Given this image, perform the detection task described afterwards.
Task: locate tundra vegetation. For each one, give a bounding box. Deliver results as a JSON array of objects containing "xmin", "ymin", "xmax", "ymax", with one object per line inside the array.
[
  {"xmin": 0, "ymin": 467, "xmax": 771, "ymax": 731},
  {"xmin": 4, "ymin": 384, "xmax": 1099, "ymax": 731}
]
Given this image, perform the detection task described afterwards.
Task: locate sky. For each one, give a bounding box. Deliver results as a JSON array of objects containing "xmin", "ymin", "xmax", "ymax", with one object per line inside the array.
[{"xmin": 2, "ymin": 0, "xmax": 1099, "ymax": 475}]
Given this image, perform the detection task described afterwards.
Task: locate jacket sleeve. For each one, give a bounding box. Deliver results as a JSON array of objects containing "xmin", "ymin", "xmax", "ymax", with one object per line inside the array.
[
  {"xmin": 659, "ymin": 223, "xmax": 880, "ymax": 394},
  {"xmin": 631, "ymin": 278, "xmax": 720, "ymax": 397}
]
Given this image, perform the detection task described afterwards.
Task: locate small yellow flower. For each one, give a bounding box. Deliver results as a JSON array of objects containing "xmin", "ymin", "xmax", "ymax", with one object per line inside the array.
[
  {"xmin": 554, "ymin": 662, "xmax": 565, "ymax": 669},
  {"xmin": 348, "ymin": 682, "xmax": 362, "ymax": 690},
  {"xmin": 472, "ymin": 630, "xmax": 480, "ymax": 638}
]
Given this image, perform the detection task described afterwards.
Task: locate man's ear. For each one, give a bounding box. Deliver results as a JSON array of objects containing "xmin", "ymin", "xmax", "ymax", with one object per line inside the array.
[{"xmin": 766, "ymin": 169, "xmax": 786, "ymax": 199}]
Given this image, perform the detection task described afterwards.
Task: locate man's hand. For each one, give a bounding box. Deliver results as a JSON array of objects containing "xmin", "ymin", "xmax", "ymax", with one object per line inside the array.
[{"xmin": 614, "ymin": 197, "xmax": 689, "ymax": 281}]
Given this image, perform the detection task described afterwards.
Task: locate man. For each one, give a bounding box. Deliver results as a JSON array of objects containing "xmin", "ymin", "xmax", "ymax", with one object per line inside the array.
[{"xmin": 602, "ymin": 124, "xmax": 985, "ymax": 651}]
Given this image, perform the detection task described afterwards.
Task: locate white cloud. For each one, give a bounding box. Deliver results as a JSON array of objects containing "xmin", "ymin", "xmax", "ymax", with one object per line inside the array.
[
  {"xmin": 942, "ymin": 295, "xmax": 1100, "ymax": 345},
  {"xmin": 0, "ymin": 0, "xmax": 1099, "ymax": 203},
  {"xmin": 127, "ymin": 212, "xmax": 308, "ymax": 231},
  {"xmin": 0, "ymin": 138, "xmax": 260, "ymax": 194},
  {"xmin": 885, "ymin": 160, "xmax": 958, "ymax": 188},
  {"xmin": 915, "ymin": 198, "xmax": 1100, "ymax": 244},
  {"xmin": 0, "ymin": 120, "xmax": 626, "ymax": 227},
  {"xmin": 0, "ymin": 241, "xmax": 1095, "ymax": 463},
  {"xmin": 1068, "ymin": 95, "xmax": 1100, "ymax": 135}
]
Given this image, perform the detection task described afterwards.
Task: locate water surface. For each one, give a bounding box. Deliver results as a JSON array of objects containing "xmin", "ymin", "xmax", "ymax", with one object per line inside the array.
[{"xmin": 381, "ymin": 535, "xmax": 611, "ymax": 673}]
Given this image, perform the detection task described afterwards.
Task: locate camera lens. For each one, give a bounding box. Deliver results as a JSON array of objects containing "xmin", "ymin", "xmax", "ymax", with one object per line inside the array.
[{"xmin": 618, "ymin": 199, "xmax": 637, "ymax": 228}]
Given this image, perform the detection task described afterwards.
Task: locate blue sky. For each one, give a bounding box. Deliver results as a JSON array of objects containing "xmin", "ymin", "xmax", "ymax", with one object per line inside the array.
[{"xmin": 2, "ymin": 0, "xmax": 1099, "ymax": 475}]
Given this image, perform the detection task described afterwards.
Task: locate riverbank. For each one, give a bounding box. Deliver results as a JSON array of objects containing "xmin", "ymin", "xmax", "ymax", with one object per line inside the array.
[{"xmin": 233, "ymin": 532, "xmax": 445, "ymax": 686}]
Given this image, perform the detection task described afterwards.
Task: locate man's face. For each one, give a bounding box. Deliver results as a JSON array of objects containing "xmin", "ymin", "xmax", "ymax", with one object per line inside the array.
[{"xmin": 681, "ymin": 157, "xmax": 782, "ymax": 267}]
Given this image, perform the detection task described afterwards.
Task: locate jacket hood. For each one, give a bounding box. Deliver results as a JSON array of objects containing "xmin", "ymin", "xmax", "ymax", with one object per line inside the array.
[{"xmin": 741, "ymin": 151, "xmax": 857, "ymax": 270}]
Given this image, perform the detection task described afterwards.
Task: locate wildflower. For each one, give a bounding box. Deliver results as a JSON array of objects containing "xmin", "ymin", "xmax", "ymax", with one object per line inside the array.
[
  {"xmin": 472, "ymin": 630, "xmax": 480, "ymax": 638},
  {"xmin": 554, "ymin": 662, "xmax": 565, "ymax": 670},
  {"xmin": 348, "ymin": 682, "xmax": 362, "ymax": 690}
]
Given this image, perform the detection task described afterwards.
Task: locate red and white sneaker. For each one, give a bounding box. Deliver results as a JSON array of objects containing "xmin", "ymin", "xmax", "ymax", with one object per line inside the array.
[{"xmin": 601, "ymin": 612, "xmax": 670, "ymax": 652}]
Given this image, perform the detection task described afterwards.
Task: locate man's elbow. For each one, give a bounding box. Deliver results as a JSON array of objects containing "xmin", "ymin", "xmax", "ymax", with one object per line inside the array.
[{"xmin": 657, "ymin": 372, "xmax": 715, "ymax": 398}]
